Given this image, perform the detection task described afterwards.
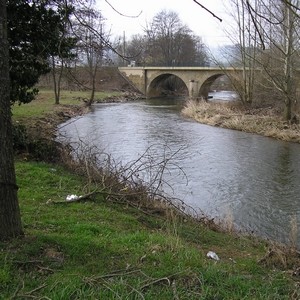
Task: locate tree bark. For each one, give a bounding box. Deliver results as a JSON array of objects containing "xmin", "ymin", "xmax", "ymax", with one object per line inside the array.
[
  {"xmin": 283, "ymin": 2, "xmax": 293, "ymax": 121},
  {"xmin": 0, "ymin": 0, "xmax": 23, "ymax": 240}
]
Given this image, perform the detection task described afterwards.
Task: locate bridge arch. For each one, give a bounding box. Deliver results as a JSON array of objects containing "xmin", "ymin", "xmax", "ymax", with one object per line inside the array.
[
  {"xmin": 147, "ymin": 73, "xmax": 188, "ymax": 98},
  {"xmin": 198, "ymin": 73, "xmax": 225, "ymax": 99}
]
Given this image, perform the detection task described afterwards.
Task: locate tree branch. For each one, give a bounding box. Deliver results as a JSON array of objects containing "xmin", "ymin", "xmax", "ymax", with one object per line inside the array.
[
  {"xmin": 192, "ymin": 0, "xmax": 222, "ymax": 22},
  {"xmin": 245, "ymin": 0, "xmax": 266, "ymax": 50},
  {"xmin": 104, "ymin": 0, "xmax": 142, "ymax": 18}
]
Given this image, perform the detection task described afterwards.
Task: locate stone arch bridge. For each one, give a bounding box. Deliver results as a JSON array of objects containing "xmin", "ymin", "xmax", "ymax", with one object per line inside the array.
[{"xmin": 118, "ymin": 66, "xmax": 243, "ymax": 99}]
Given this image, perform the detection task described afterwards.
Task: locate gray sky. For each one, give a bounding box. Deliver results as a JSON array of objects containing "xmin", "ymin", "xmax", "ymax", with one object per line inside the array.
[{"xmin": 97, "ymin": 0, "xmax": 231, "ymax": 47}]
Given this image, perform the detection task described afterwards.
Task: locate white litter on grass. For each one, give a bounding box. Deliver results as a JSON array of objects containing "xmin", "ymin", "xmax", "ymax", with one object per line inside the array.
[
  {"xmin": 206, "ymin": 251, "xmax": 220, "ymax": 261},
  {"xmin": 66, "ymin": 194, "xmax": 81, "ymax": 201}
]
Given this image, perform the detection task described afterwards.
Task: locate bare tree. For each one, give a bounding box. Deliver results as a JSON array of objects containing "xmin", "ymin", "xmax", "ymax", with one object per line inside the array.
[
  {"xmin": 72, "ymin": 1, "xmax": 111, "ymax": 106},
  {"xmin": 143, "ymin": 10, "xmax": 208, "ymax": 66},
  {"xmin": 236, "ymin": 0, "xmax": 259, "ymax": 104},
  {"xmin": 215, "ymin": 0, "xmax": 260, "ymax": 104},
  {"xmin": 216, "ymin": 0, "xmax": 300, "ymax": 120},
  {"xmin": 50, "ymin": 0, "xmax": 77, "ymax": 104},
  {"xmin": 122, "ymin": 34, "xmax": 147, "ymax": 66},
  {"xmin": 238, "ymin": 0, "xmax": 300, "ymax": 120},
  {"xmin": 0, "ymin": 0, "xmax": 23, "ymax": 240}
]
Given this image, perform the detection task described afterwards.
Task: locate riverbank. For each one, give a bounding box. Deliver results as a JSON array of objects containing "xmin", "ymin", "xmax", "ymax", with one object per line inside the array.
[
  {"xmin": 11, "ymin": 89, "xmax": 129, "ymax": 160},
  {"xmin": 5, "ymin": 90, "xmax": 300, "ymax": 298},
  {"xmin": 182, "ymin": 100, "xmax": 300, "ymax": 143},
  {"xmin": 12, "ymin": 89, "xmax": 143, "ymax": 141},
  {"xmin": 1, "ymin": 160, "xmax": 299, "ymax": 299}
]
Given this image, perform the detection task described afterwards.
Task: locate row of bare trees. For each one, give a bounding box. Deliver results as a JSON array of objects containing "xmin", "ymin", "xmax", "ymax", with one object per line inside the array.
[
  {"xmin": 50, "ymin": 0, "xmax": 111, "ymax": 106},
  {"xmin": 118, "ymin": 10, "xmax": 209, "ymax": 67},
  {"xmin": 221, "ymin": 0, "xmax": 300, "ymax": 121}
]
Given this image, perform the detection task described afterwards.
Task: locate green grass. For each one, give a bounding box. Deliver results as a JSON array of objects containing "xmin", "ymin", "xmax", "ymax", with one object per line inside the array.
[
  {"xmin": 0, "ymin": 161, "xmax": 298, "ymax": 299},
  {"xmin": 11, "ymin": 89, "xmax": 122, "ymax": 120}
]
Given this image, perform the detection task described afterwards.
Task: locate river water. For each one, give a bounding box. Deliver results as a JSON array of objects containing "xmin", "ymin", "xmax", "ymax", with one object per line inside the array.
[{"xmin": 58, "ymin": 96, "xmax": 300, "ymax": 247}]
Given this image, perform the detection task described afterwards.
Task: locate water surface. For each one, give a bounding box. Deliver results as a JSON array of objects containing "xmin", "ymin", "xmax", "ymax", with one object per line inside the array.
[{"xmin": 59, "ymin": 97, "xmax": 300, "ymax": 246}]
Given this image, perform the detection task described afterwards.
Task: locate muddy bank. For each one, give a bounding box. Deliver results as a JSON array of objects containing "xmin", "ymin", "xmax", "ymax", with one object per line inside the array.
[
  {"xmin": 13, "ymin": 104, "xmax": 90, "ymax": 161},
  {"xmin": 17, "ymin": 104, "xmax": 89, "ymax": 141},
  {"xmin": 182, "ymin": 100, "xmax": 300, "ymax": 143}
]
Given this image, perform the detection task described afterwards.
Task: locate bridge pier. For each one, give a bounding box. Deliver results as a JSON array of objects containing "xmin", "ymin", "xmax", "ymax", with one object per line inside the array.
[
  {"xmin": 189, "ymin": 80, "xmax": 210, "ymax": 100},
  {"xmin": 189, "ymin": 80, "xmax": 199, "ymax": 99}
]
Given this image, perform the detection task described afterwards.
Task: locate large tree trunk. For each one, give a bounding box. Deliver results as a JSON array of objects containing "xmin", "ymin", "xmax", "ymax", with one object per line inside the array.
[{"xmin": 0, "ymin": 0, "xmax": 23, "ymax": 240}]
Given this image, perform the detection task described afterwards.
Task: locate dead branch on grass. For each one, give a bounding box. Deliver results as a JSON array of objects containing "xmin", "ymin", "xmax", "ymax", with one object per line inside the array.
[
  {"xmin": 140, "ymin": 277, "xmax": 171, "ymax": 290},
  {"xmin": 83, "ymin": 267, "xmax": 189, "ymax": 299},
  {"xmin": 171, "ymin": 280, "xmax": 180, "ymax": 300},
  {"xmin": 258, "ymin": 242, "xmax": 300, "ymax": 269},
  {"xmin": 12, "ymin": 283, "xmax": 47, "ymax": 299}
]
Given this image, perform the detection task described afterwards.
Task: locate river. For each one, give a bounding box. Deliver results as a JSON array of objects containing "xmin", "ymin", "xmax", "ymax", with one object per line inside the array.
[{"xmin": 58, "ymin": 95, "xmax": 300, "ymax": 247}]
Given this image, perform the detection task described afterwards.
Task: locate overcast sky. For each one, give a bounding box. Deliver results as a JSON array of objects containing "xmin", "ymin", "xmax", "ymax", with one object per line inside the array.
[{"xmin": 97, "ymin": 0, "xmax": 232, "ymax": 47}]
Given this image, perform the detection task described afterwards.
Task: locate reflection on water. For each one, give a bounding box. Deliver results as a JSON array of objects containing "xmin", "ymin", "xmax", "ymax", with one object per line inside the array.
[{"xmin": 59, "ymin": 96, "xmax": 300, "ymax": 247}]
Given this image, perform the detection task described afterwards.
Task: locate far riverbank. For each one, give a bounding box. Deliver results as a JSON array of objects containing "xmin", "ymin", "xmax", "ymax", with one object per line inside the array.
[{"xmin": 182, "ymin": 100, "xmax": 300, "ymax": 144}]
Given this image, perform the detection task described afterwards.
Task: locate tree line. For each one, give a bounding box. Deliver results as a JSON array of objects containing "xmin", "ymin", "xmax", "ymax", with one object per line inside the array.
[
  {"xmin": 218, "ymin": 0, "xmax": 300, "ymax": 122},
  {"xmin": 118, "ymin": 10, "xmax": 209, "ymax": 67}
]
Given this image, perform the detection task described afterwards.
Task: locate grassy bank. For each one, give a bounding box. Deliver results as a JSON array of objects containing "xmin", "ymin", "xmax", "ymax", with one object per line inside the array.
[
  {"xmin": 2, "ymin": 89, "xmax": 299, "ymax": 299},
  {"xmin": 182, "ymin": 100, "xmax": 300, "ymax": 143},
  {"xmin": 11, "ymin": 89, "xmax": 124, "ymax": 161},
  {"xmin": 12, "ymin": 89, "xmax": 122, "ymax": 121},
  {"xmin": 1, "ymin": 160, "xmax": 299, "ymax": 299}
]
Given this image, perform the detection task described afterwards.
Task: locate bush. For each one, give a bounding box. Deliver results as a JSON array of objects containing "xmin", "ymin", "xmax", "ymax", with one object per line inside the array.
[
  {"xmin": 12, "ymin": 122, "xmax": 28, "ymax": 151},
  {"xmin": 13, "ymin": 122, "xmax": 62, "ymax": 162}
]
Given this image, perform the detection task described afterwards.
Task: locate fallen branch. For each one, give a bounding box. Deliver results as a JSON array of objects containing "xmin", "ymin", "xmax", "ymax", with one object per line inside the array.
[
  {"xmin": 140, "ymin": 277, "xmax": 171, "ymax": 290},
  {"xmin": 14, "ymin": 260, "xmax": 44, "ymax": 265},
  {"xmin": 83, "ymin": 268, "xmax": 149, "ymax": 285},
  {"xmin": 171, "ymin": 280, "xmax": 180, "ymax": 300},
  {"xmin": 13, "ymin": 283, "xmax": 47, "ymax": 299}
]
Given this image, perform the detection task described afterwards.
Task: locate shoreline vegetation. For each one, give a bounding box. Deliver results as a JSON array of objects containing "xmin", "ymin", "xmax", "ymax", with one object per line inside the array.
[
  {"xmin": 2, "ymin": 89, "xmax": 299, "ymax": 298},
  {"xmin": 182, "ymin": 99, "xmax": 300, "ymax": 144}
]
